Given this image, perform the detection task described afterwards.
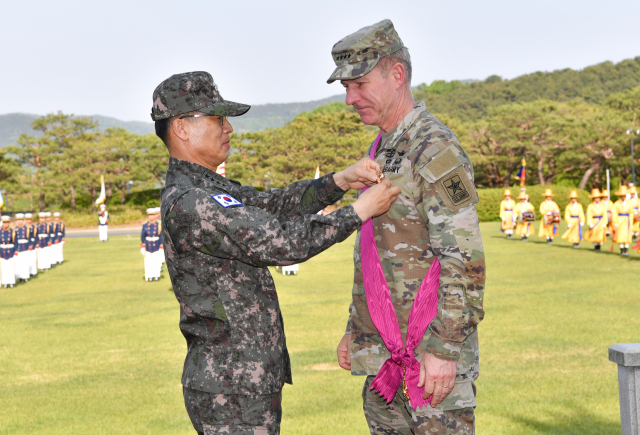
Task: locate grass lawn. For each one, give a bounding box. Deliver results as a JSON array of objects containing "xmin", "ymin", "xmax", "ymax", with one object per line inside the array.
[{"xmin": 0, "ymin": 222, "xmax": 637, "ymax": 434}]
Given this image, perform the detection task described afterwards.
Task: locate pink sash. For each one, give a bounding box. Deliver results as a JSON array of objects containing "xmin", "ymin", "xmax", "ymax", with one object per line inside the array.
[{"xmin": 361, "ymin": 133, "xmax": 441, "ymax": 409}]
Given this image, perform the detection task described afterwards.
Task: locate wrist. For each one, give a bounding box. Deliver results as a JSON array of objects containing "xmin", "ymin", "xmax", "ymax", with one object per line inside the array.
[
  {"xmin": 332, "ymin": 171, "xmax": 350, "ymax": 192},
  {"xmin": 352, "ymin": 200, "xmax": 372, "ymax": 222}
]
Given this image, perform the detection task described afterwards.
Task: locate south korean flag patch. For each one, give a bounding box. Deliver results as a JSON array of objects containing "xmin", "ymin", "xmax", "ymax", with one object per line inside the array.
[{"xmin": 212, "ymin": 193, "xmax": 243, "ymax": 208}]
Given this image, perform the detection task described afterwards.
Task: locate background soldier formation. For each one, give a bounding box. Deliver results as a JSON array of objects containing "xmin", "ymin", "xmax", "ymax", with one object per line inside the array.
[
  {"xmin": 501, "ymin": 185, "xmax": 640, "ymax": 255},
  {"xmin": 0, "ymin": 212, "xmax": 64, "ymax": 288}
]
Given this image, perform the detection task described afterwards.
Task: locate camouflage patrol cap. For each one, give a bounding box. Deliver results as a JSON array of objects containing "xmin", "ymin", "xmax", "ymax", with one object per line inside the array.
[
  {"xmin": 327, "ymin": 19, "xmax": 404, "ymax": 84},
  {"xmin": 151, "ymin": 71, "xmax": 250, "ymax": 121}
]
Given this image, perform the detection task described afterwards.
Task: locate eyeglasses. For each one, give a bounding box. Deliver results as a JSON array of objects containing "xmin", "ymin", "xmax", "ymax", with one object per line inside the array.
[{"xmin": 179, "ymin": 114, "xmax": 227, "ymax": 127}]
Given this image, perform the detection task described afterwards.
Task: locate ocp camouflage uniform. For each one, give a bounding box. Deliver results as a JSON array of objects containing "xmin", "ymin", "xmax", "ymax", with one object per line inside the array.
[
  {"xmin": 161, "ymin": 158, "xmax": 361, "ymax": 434},
  {"xmin": 347, "ymin": 101, "xmax": 485, "ymax": 434}
]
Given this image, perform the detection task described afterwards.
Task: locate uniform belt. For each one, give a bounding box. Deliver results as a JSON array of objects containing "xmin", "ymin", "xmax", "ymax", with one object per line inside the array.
[
  {"xmin": 146, "ymin": 236, "xmax": 160, "ymax": 241},
  {"xmin": 18, "ymin": 239, "xmax": 28, "ymax": 243},
  {"xmin": 570, "ymin": 215, "xmax": 580, "ymax": 218},
  {"xmin": 593, "ymin": 215, "xmax": 603, "ymax": 218},
  {"xmin": 38, "ymin": 234, "xmax": 48, "ymax": 238},
  {"xmin": 0, "ymin": 244, "xmax": 14, "ymax": 248},
  {"xmin": 505, "ymin": 209, "xmax": 514, "ymax": 211},
  {"xmin": 619, "ymin": 213, "xmax": 630, "ymax": 216},
  {"xmin": 57, "ymin": 232, "xmax": 63, "ymax": 236}
]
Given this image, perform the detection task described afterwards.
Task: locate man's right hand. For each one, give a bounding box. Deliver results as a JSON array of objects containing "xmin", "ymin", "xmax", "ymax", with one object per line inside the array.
[
  {"xmin": 352, "ymin": 180, "xmax": 400, "ymax": 222},
  {"xmin": 337, "ymin": 333, "xmax": 351, "ymax": 370}
]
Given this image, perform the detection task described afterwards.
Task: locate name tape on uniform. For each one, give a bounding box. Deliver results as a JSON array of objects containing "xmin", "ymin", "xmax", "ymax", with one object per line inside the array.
[{"xmin": 212, "ymin": 194, "xmax": 243, "ymax": 208}]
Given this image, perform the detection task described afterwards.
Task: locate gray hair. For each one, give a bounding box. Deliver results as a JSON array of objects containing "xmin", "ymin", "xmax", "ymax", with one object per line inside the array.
[{"xmin": 376, "ymin": 47, "xmax": 412, "ymax": 87}]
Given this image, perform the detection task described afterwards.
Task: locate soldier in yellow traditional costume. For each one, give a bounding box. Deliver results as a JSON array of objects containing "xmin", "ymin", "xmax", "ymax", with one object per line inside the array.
[
  {"xmin": 539, "ymin": 188, "xmax": 560, "ymax": 244},
  {"xmin": 500, "ymin": 189, "xmax": 516, "ymax": 239},
  {"xmin": 602, "ymin": 189, "xmax": 614, "ymax": 236},
  {"xmin": 515, "ymin": 191, "xmax": 534, "ymax": 241},
  {"xmin": 586, "ymin": 188, "xmax": 607, "ymax": 252},
  {"xmin": 562, "ymin": 190, "xmax": 585, "ymax": 248},
  {"xmin": 629, "ymin": 185, "xmax": 639, "ymax": 242},
  {"xmin": 613, "ymin": 185, "xmax": 634, "ymax": 256}
]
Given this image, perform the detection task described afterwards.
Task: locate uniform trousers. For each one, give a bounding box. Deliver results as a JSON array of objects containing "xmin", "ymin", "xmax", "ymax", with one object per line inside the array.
[
  {"xmin": 1, "ymin": 257, "xmax": 16, "ymax": 285},
  {"xmin": 28, "ymin": 250, "xmax": 38, "ymax": 276},
  {"xmin": 99, "ymin": 225, "xmax": 108, "ymax": 241},
  {"xmin": 52, "ymin": 242, "xmax": 64, "ymax": 263},
  {"xmin": 183, "ymin": 387, "xmax": 282, "ymax": 435},
  {"xmin": 362, "ymin": 376, "xmax": 475, "ymax": 435},
  {"xmin": 144, "ymin": 250, "xmax": 162, "ymax": 280},
  {"xmin": 15, "ymin": 251, "xmax": 30, "ymax": 280},
  {"xmin": 37, "ymin": 246, "xmax": 51, "ymax": 270}
]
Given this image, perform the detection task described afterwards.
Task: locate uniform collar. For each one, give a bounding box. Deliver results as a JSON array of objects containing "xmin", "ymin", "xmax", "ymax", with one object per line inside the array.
[
  {"xmin": 379, "ymin": 101, "xmax": 427, "ymax": 151},
  {"xmin": 167, "ymin": 157, "xmax": 240, "ymax": 195}
]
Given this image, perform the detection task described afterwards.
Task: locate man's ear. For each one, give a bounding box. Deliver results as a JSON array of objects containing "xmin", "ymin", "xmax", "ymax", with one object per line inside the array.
[
  {"xmin": 171, "ymin": 117, "xmax": 190, "ymax": 142},
  {"xmin": 390, "ymin": 62, "xmax": 406, "ymax": 91}
]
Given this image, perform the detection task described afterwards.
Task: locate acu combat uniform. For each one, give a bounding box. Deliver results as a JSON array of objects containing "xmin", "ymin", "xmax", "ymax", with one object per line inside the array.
[
  {"xmin": 327, "ymin": 20, "xmax": 485, "ymax": 435},
  {"xmin": 152, "ymin": 71, "xmax": 364, "ymax": 435},
  {"xmin": 161, "ymin": 158, "xmax": 361, "ymax": 434}
]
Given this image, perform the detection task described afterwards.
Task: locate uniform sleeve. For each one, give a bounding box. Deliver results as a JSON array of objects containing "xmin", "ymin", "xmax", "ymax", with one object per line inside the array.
[
  {"xmin": 237, "ymin": 173, "xmax": 346, "ymax": 222},
  {"xmin": 165, "ymin": 189, "xmax": 361, "ymax": 268},
  {"xmin": 414, "ymin": 146, "xmax": 486, "ymax": 361},
  {"xmin": 141, "ymin": 225, "xmax": 146, "ymax": 244},
  {"xmin": 564, "ymin": 205, "xmax": 571, "ymax": 225}
]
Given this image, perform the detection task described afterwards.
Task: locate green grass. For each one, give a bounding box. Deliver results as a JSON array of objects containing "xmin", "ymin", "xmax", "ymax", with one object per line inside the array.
[{"xmin": 0, "ymin": 223, "xmax": 636, "ymax": 434}]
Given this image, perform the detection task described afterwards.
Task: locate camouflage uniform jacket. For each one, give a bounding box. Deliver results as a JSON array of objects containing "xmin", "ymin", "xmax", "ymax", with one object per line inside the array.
[
  {"xmin": 161, "ymin": 158, "xmax": 361, "ymax": 396},
  {"xmin": 347, "ymin": 101, "xmax": 486, "ymax": 410}
]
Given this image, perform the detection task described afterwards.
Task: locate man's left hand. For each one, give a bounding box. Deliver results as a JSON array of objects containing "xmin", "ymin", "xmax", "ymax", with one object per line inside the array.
[
  {"xmin": 334, "ymin": 158, "xmax": 381, "ymax": 191},
  {"xmin": 418, "ymin": 353, "xmax": 457, "ymax": 407}
]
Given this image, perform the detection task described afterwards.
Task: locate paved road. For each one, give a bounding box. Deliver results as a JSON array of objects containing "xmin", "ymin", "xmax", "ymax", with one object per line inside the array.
[{"xmin": 66, "ymin": 227, "xmax": 140, "ymax": 239}]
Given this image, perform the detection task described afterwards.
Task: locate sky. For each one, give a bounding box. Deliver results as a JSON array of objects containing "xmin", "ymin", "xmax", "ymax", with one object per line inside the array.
[{"xmin": 1, "ymin": 0, "xmax": 639, "ymax": 122}]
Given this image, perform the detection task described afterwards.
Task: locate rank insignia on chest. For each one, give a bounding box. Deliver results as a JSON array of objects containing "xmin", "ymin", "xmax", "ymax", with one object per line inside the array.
[{"xmin": 212, "ymin": 193, "xmax": 243, "ymax": 208}]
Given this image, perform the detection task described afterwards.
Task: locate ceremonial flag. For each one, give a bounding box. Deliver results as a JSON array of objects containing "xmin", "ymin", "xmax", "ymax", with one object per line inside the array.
[
  {"xmin": 0, "ymin": 189, "xmax": 4, "ymax": 210},
  {"xmin": 314, "ymin": 165, "xmax": 320, "ymax": 179},
  {"xmin": 95, "ymin": 175, "xmax": 106, "ymax": 206},
  {"xmin": 514, "ymin": 158, "xmax": 526, "ymax": 187},
  {"xmin": 216, "ymin": 161, "xmax": 226, "ymax": 177}
]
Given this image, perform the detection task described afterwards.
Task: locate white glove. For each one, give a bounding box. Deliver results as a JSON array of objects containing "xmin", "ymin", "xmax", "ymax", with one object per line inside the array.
[
  {"xmin": 567, "ymin": 225, "xmax": 572, "ymax": 229},
  {"xmin": 580, "ymin": 222, "xmax": 584, "ymax": 226},
  {"xmin": 140, "ymin": 248, "xmax": 146, "ymax": 256}
]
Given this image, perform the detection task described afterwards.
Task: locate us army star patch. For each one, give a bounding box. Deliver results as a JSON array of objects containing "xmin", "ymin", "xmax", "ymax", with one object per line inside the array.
[
  {"xmin": 443, "ymin": 174, "xmax": 470, "ymax": 205},
  {"xmin": 212, "ymin": 194, "xmax": 243, "ymax": 208}
]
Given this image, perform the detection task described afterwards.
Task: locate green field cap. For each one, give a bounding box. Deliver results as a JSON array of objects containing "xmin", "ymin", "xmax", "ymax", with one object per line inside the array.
[
  {"xmin": 151, "ymin": 71, "xmax": 250, "ymax": 121},
  {"xmin": 327, "ymin": 19, "xmax": 404, "ymax": 84}
]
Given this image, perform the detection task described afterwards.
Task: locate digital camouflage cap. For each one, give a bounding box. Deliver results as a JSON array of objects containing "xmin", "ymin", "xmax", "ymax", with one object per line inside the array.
[
  {"xmin": 327, "ymin": 19, "xmax": 404, "ymax": 84},
  {"xmin": 151, "ymin": 71, "xmax": 250, "ymax": 121}
]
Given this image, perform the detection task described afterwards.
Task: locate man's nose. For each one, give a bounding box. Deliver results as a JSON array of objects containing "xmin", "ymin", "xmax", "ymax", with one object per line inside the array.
[{"xmin": 345, "ymin": 87, "xmax": 358, "ymax": 107}]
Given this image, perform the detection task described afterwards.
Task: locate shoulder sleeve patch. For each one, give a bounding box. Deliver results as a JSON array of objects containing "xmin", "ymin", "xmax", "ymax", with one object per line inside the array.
[
  {"xmin": 434, "ymin": 165, "xmax": 479, "ymax": 213},
  {"xmin": 422, "ymin": 147, "xmax": 461, "ymax": 182},
  {"xmin": 212, "ymin": 193, "xmax": 243, "ymax": 208}
]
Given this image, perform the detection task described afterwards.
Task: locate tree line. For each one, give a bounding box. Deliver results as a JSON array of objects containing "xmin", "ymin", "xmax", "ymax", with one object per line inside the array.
[
  {"xmin": 1, "ymin": 57, "xmax": 639, "ymax": 210},
  {"xmin": 0, "ymin": 113, "xmax": 168, "ymax": 211}
]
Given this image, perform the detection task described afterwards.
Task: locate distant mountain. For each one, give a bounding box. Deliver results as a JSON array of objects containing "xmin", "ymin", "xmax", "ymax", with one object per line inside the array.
[{"xmin": 0, "ymin": 94, "xmax": 346, "ymax": 148}]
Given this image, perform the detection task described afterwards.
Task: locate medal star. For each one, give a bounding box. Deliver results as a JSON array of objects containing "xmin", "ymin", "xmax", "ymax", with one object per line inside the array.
[{"xmin": 446, "ymin": 178, "xmax": 463, "ymax": 195}]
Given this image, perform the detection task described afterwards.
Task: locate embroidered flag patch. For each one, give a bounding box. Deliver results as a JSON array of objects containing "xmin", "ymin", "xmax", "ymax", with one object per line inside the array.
[{"xmin": 212, "ymin": 194, "xmax": 243, "ymax": 208}]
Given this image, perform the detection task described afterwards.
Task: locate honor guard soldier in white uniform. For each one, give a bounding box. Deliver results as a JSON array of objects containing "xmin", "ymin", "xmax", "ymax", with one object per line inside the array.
[
  {"xmin": 141, "ymin": 208, "xmax": 163, "ymax": 281},
  {"xmin": 45, "ymin": 212, "xmax": 56, "ymax": 266},
  {"xmin": 0, "ymin": 216, "xmax": 17, "ymax": 288},
  {"xmin": 52, "ymin": 212, "xmax": 65, "ymax": 264},
  {"xmin": 14, "ymin": 213, "xmax": 31, "ymax": 282},
  {"xmin": 37, "ymin": 212, "xmax": 51, "ymax": 271},
  {"xmin": 24, "ymin": 213, "xmax": 38, "ymax": 277},
  {"xmin": 154, "ymin": 207, "xmax": 165, "ymax": 265},
  {"xmin": 98, "ymin": 204, "xmax": 109, "ymax": 242}
]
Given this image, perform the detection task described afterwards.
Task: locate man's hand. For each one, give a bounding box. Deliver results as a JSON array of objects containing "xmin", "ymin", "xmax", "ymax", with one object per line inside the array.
[
  {"xmin": 352, "ymin": 180, "xmax": 401, "ymax": 222},
  {"xmin": 418, "ymin": 353, "xmax": 457, "ymax": 407},
  {"xmin": 334, "ymin": 158, "xmax": 381, "ymax": 191},
  {"xmin": 337, "ymin": 333, "xmax": 351, "ymax": 370}
]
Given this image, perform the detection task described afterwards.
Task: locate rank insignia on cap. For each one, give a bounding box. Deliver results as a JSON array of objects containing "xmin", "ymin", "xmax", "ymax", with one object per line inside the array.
[{"xmin": 212, "ymin": 194, "xmax": 243, "ymax": 208}]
